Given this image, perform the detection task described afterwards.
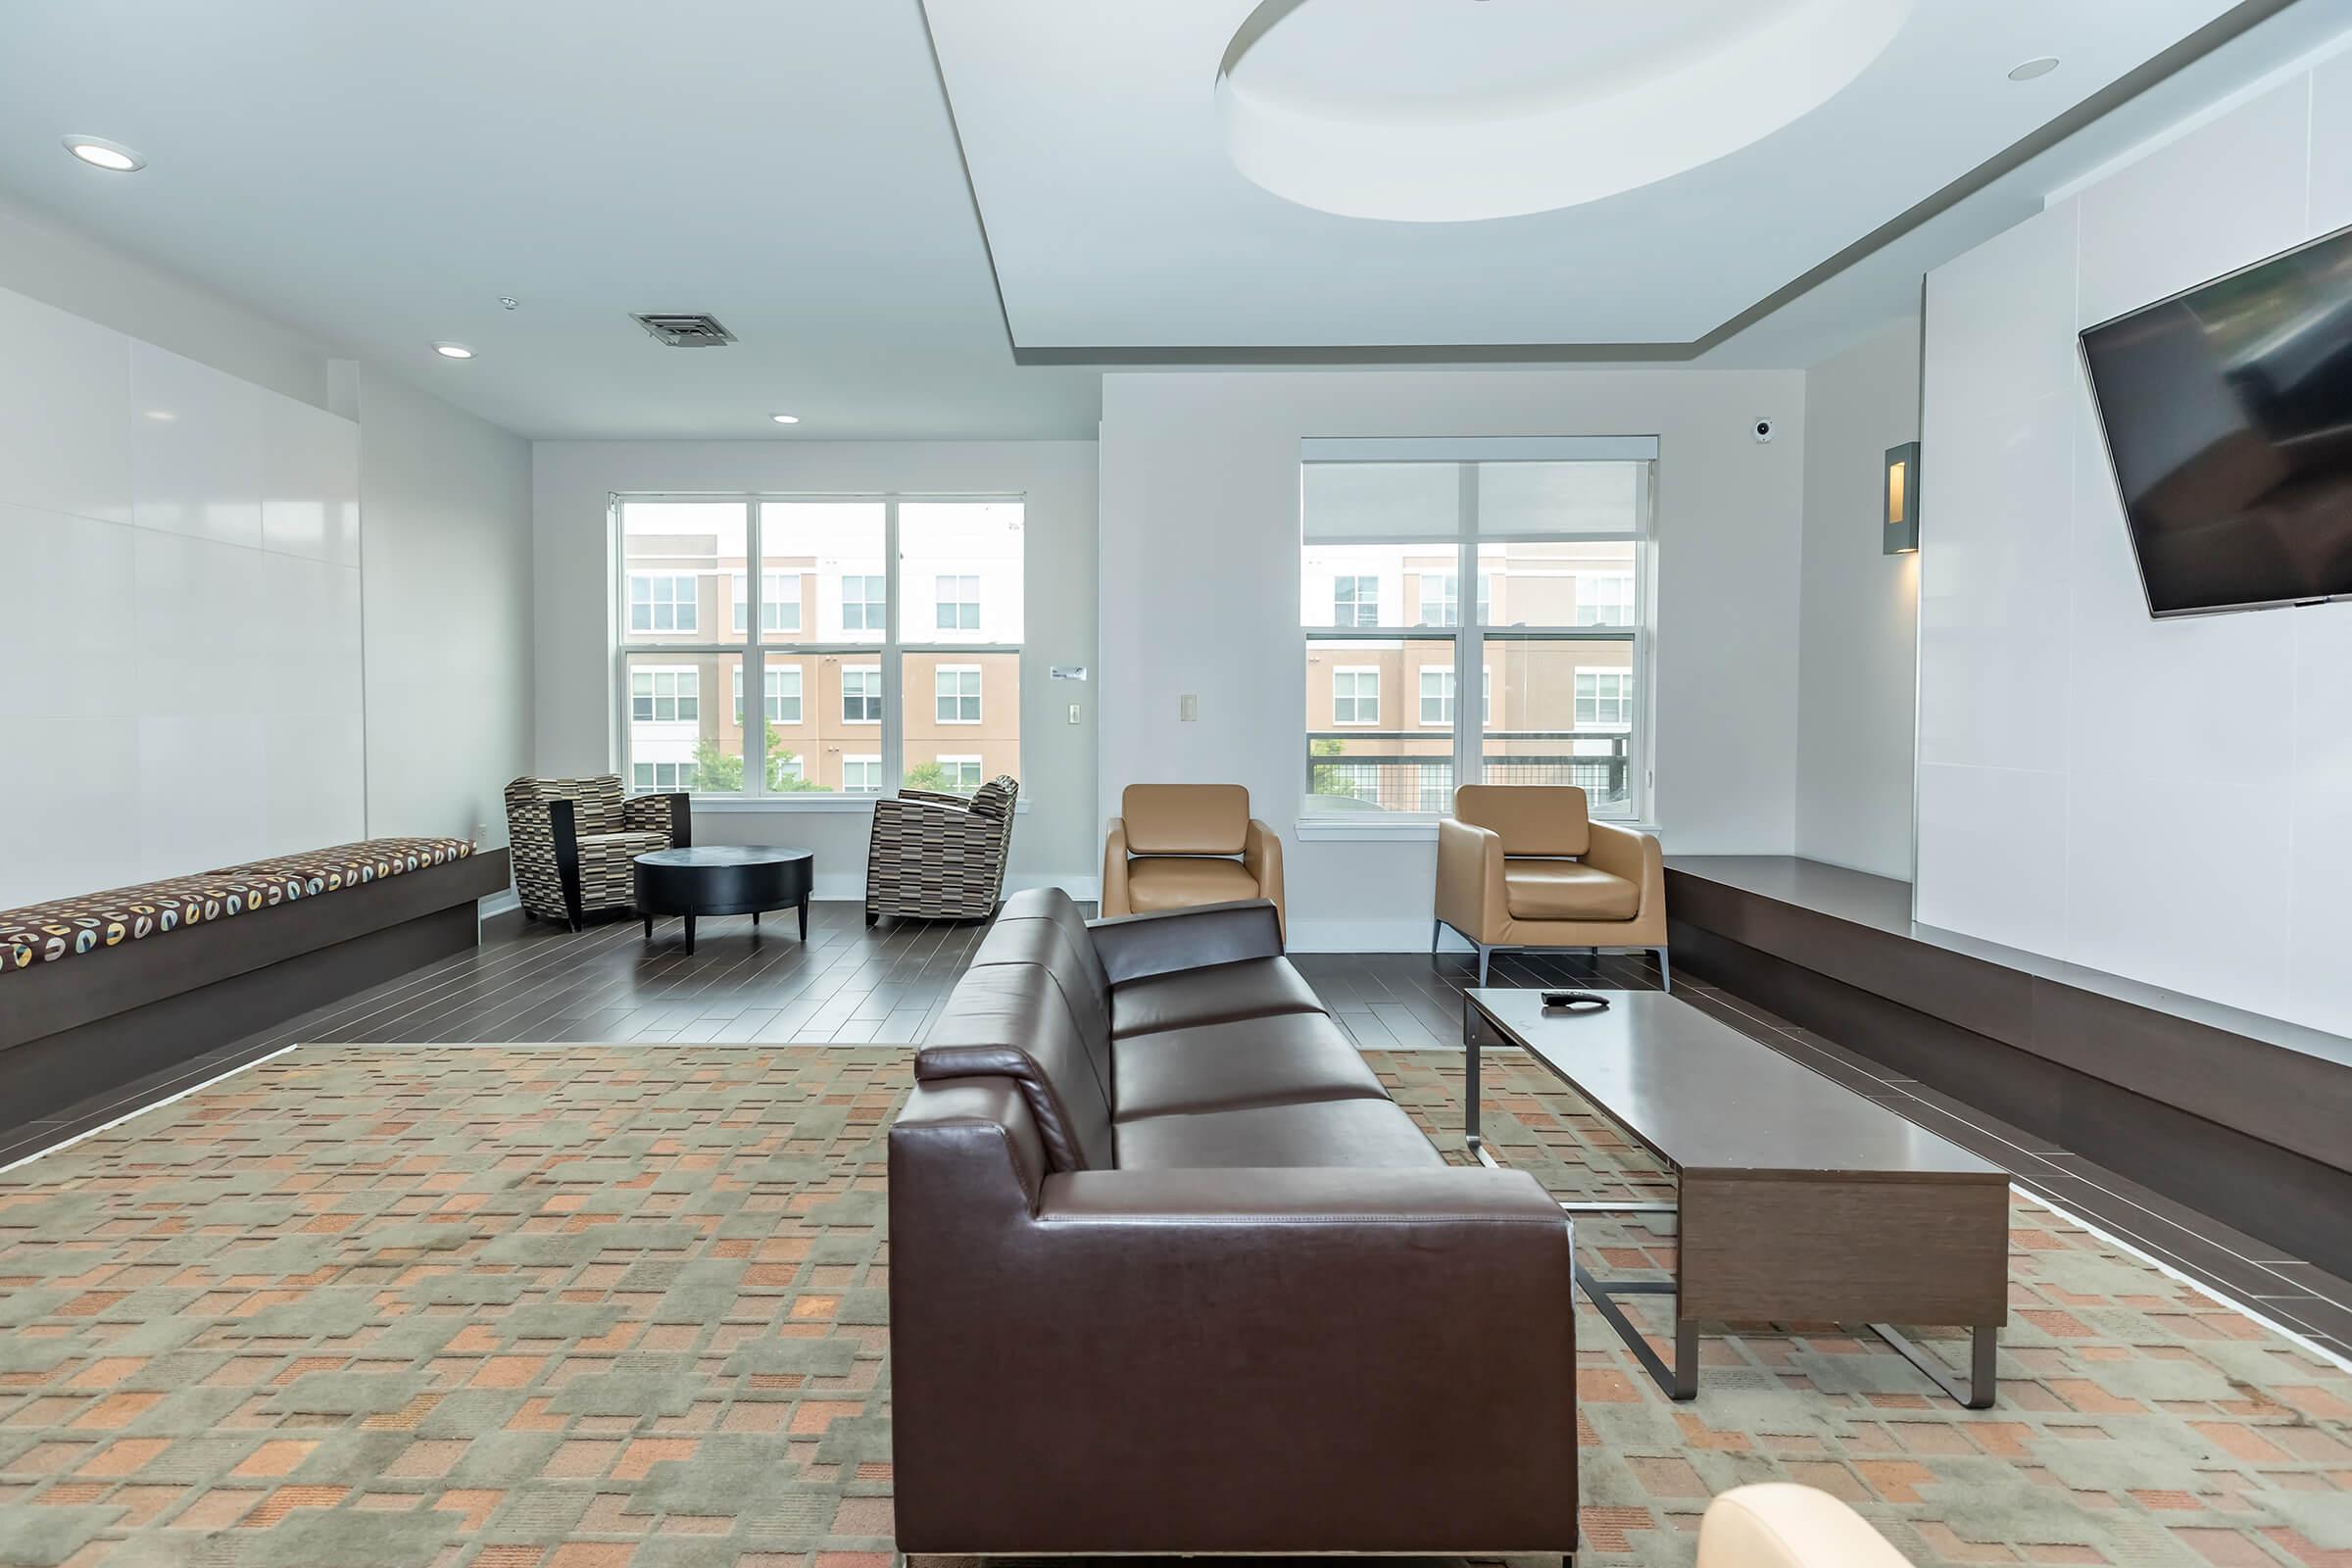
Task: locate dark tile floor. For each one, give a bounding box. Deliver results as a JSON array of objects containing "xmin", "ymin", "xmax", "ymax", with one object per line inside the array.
[{"xmin": 7, "ymin": 903, "xmax": 2347, "ymax": 1365}]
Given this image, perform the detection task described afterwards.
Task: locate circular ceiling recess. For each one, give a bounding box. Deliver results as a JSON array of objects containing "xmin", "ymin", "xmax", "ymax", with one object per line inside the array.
[{"xmin": 1217, "ymin": 0, "xmax": 1913, "ymax": 222}]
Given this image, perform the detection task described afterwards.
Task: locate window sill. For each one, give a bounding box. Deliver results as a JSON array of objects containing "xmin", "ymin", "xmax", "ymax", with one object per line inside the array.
[
  {"xmin": 679, "ymin": 795, "xmax": 1033, "ymax": 815},
  {"xmin": 1295, "ymin": 814, "xmax": 1658, "ymax": 843}
]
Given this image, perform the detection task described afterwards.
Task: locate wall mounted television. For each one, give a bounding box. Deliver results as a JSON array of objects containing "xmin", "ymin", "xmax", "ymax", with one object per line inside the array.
[{"xmin": 2081, "ymin": 221, "xmax": 2352, "ymax": 617}]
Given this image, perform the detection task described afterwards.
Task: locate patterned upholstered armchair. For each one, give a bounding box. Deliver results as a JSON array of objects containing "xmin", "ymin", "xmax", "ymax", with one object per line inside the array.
[
  {"xmin": 504, "ymin": 776, "xmax": 690, "ymax": 931},
  {"xmin": 863, "ymin": 775, "xmax": 1018, "ymax": 925}
]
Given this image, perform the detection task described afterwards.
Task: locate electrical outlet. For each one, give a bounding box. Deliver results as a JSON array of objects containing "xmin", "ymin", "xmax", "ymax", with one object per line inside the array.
[
  {"xmin": 1179, "ymin": 694, "xmax": 1199, "ymax": 722},
  {"xmin": 1067, "ymin": 703, "xmax": 1082, "ymax": 724}
]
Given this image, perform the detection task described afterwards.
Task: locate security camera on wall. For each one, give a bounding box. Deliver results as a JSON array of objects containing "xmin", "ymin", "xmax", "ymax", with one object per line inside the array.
[{"xmin": 1751, "ymin": 417, "xmax": 1776, "ymax": 444}]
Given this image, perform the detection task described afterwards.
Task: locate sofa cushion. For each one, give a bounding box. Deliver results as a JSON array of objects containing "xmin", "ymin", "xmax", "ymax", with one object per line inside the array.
[
  {"xmin": 1112, "ymin": 1012, "xmax": 1388, "ymax": 1121},
  {"xmin": 1114, "ymin": 1097, "xmax": 1447, "ymax": 1171},
  {"xmin": 1122, "ymin": 784, "xmax": 1249, "ymax": 856},
  {"xmin": 1123, "ymin": 857, "xmax": 1259, "ymax": 913},
  {"xmin": 1110, "ymin": 956, "xmax": 1326, "ymax": 1038},
  {"xmin": 925, "ymin": 964, "xmax": 1115, "ymax": 1170},
  {"xmin": 1502, "ymin": 859, "xmax": 1641, "ymax": 921},
  {"xmin": 1454, "ymin": 784, "xmax": 1590, "ymax": 858}
]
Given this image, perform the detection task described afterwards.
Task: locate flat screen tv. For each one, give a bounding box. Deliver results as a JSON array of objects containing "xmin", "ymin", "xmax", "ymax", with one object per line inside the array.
[{"xmin": 2081, "ymin": 221, "xmax": 2352, "ymax": 617}]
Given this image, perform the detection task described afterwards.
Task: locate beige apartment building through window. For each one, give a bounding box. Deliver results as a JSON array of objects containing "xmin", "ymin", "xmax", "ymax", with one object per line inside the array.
[
  {"xmin": 615, "ymin": 496, "xmax": 1023, "ymax": 798},
  {"xmin": 1299, "ymin": 438, "xmax": 1653, "ymax": 820}
]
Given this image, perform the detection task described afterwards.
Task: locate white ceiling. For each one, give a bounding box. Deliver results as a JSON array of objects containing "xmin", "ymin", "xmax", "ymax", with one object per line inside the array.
[
  {"xmin": 0, "ymin": 0, "xmax": 2334, "ymax": 440},
  {"xmin": 926, "ymin": 0, "xmax": 2273, "ymax": 350},
  {"xmin": 0, "ymin": 0, "xmax": 1102, "ymax": 441}
]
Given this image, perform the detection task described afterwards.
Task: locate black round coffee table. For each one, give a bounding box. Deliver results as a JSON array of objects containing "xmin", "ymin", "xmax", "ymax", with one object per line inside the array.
[{"xmin": 632, "ymin": 847, "xmax": 812, "ymax": 954}]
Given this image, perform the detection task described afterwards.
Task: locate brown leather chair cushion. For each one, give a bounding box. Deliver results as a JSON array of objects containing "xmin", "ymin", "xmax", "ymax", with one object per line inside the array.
[
  {"xmin": 1112, "ymin": 1013, "xmax": 1388, "ymax": 1121},
  {"xmin": 1123, "ymin": 856, "xmax": 1260, "ymax": 912},
  {"xmin": 1115, "ymin": 1097, "xmax": 1449, "ymax": 1170},
  {"xmin": 1453, "ymin": 784, "xmax": 1591, "ymax": 858},
  {"xmin": 1121, "ymin": 783, "xmax": 1250, "ymax": 856},
  {"xmin": 1110, "ymin": 956, "xmax": 1326, "ymax": 1038},
  {"xmin": 1502, "ymin": 858, "xmax": 1641, "ymax": 921}
]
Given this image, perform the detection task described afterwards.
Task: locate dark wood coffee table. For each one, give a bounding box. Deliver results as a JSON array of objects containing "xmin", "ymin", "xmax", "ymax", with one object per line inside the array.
[
  {"xmin": 632, "ymin": 847, "xmax": 812, "ymax": 955},
  {"xmin": 1463, "ymin": 987, "xmax": 2008, "ymax": 1406}
]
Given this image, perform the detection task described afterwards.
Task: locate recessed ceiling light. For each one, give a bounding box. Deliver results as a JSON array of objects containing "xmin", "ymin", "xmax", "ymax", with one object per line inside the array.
[
  {"xmin": 62, "ymin": 135, "xmax": 145, "ymax": 172},
  {"xmin": 2008, "ymin": 57, "xmax": 2060, "ymax": 81},
  {"xmin": 769, "ymin": 413, "xmax": 801, "ymax": 424},
  {"xmin": 431, "ymin": 341, "xmax": 475, "ymax": 360}
]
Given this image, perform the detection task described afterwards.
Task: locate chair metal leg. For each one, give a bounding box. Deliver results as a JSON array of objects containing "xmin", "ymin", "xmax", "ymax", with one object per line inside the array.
[
  {"xmin": 1477, "ymin": 945, "xmax": 1492, "ymax": 986},
  {"xmin": 1657, "ymin": 948, "xmax": 1672, "ymax": 991},
  {"xmin": 1432, "ymin": 918, "xmax": 1442, "ymax": 956}
]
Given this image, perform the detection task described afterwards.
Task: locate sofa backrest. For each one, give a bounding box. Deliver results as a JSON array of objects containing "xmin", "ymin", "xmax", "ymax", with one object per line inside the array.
[
  {"xmin": 920, "ymin": 958, "xmax": 1112, "ymax": 1173},
  {"xmin": 1452, "ymin": 784, "xmax": 1590, "ymax": 858},
  {"xmin": 1122, "ymin": 783, "xmax": 1249, "ymax": 857}
]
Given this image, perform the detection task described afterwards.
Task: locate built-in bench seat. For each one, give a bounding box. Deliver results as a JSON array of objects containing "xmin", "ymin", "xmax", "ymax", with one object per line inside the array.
[{"xmin": 4, "ymin": 837, "xmax": 476, "ymax": 972}]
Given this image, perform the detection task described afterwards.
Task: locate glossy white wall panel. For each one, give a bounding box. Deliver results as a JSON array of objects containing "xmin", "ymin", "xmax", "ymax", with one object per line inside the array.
[
  {"xmin": 262, "ymin": 553, "xmax": 365, "ymax": 718},
  {"xmin": 135, "ymin": 714, "xmax": 270, "ymax": 876},
  {"xmin": 1914, "ymin": 761, "xmax": 2067, "ymax": 957},
  {"xmin": 2285, "ymin": 606, "xmax": 2352, "ymax": 1037},
  {"xmin": 263, "ymin": 396, "xmax": 361, "ymax": 564},
  {"xmin": 129, "ymin": 341, "xmax": 265, "ymax": 548},
  {"xmin": 0, "ymin": 717, "xmax": 142, "ymax": 906},
  {"xmin": 264, "ymin": 712, "xmax": 368, "ymax": 854},
  {"xmin": 2076, "ymin": 78, "xmax": 2310, "ymax": 327},
  {"xmin": 0, "ymin": 504, "xmax": 135, "ymax": 722},
  {"xmin": 2314, "ymin": 52, "xmax": 2352, "ymax": 233},
  {"xmin": 1921, "ymin": 200, "xmax": 2080, "ymax": 417},
  {"xmin": 0, "ymin": 286, "xmax": 132, "ymax": 527},
  {"xmin": 131, "ymin": 528, "xmax": 267, "ymax": 719}
]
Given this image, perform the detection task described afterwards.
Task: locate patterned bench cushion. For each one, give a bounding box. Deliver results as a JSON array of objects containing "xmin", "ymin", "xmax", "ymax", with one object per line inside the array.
[{"xmin": 2, "ymin": 837, "xmax": 476, "ymax": 974}]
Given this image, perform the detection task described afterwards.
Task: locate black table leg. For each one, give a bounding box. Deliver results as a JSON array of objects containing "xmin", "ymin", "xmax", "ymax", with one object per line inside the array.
[
  {"xmin": 752, "ymin": 909, "xmax": 760, "ymax": 928},
  {"xmin": 643, "ymin": 915, "xmax": 652, "ymax": 941},
  {"xmin": 683, "ymin": 913, "xmax": 695, "ymax": 956},
  {"xmin": 798, "ymin": 897, "xmax": 809, "ymax": 942}
]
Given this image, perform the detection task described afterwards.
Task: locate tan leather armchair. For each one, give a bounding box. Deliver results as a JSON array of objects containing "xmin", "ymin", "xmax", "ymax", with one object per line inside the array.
[
  {"xmin": 1434, "ymin": 783, "xmax": 1666, "ymax": 987},
  {"xmin": 1697, "ymin": 1486, "xmax": 1916, "ymax": 1568},
  {"xmin": 1102, "ymin": 784, "xmax": 1286, "ymax": 940}
]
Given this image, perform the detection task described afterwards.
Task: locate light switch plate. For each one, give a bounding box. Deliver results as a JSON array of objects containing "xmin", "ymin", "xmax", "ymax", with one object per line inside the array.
[
  {"xmin": 1179, "ymin": 694, "xmax": 1199, "ymax": 722},
  {"xmin": 1067, "ymin": 704, "xmax": 1082, "ymax": 724}
]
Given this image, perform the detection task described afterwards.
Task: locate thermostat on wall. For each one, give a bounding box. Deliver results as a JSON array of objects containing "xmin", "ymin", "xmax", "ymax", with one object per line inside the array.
[{"xmin": 1051, "ymin": 665, "xmax": 1089, "ymax": 681}]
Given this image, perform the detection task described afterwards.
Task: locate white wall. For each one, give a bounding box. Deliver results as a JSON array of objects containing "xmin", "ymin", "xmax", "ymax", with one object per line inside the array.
[
  {"xmin": 1097, "ymin": 368, "xmax": 1806, "ymax": 951},
  {"xmin": 0, "ymin": 198, "xmax": 535, "ymax": 903},
  {"xmin": 1917, "ymin": 38, "xmax": 2352, "ymax": 1035},
  {"xmin": 358, "ymin": 368, "xmax": 535, "ymax": 852},
  {"xmin": 530, "ymin": 440, "xmax": 1101, "ymax": 896},
  {"xmin": 1794, "ymin": 319, "xmax": 1922, "ymax": 880}
]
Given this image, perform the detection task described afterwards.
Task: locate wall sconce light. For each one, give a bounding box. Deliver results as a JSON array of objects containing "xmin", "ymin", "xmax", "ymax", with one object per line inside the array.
[{"xmin": 1884, "ymin": 441, "xmax": 1920, "ymax": 555}]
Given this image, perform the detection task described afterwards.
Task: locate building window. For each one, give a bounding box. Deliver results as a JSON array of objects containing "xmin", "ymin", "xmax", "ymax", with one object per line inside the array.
[
  {"xmin": 734, "ymin": 570, "xmax": 803, "ymax": 634},
  {"xmin": 631, "ymin": 666, "xmax": 699, "ymax": 722},
  {"xmin": 1299, "ymin": 439, "xmax": 1653, "ymax": 820},
  {"xmin": 1333, "ymin": 574, "xmax": 1380, "ymax": 626},
  {"xmin": 632, "ymin": 760, "xmax": 699, "ymax": 792},
  {"xmin": 1576, "ymin": 668, "xmax": 1635, "ymax": 729},
  {"xmin": 1420, "ymin": 668, "xmax": 1453, "ymax": 726},
  {"xmin": 936, "ymin": 664, "xmax": 982, "ymax": 723},
  {"xmin": 1576, "ymin": 572, "xmax": 1634, "ymax": 626},
  {"xmin": 930, "ymin": 756, "xmax": 985, "ymax": 793},
  {"xmin": 842, "ymin": 574, "xmax": 887, "ymax": 631},
  {"xmin": 935, "ymin": 574, "xmax": 981, "ymax": 631},
  {"xmin": 629, "ymin": 573, "xmax": 697, "ymax": 633},
  {"xmin": 843, "ymin": 665, "xmax": 882, "ymax": 723},
  {"xmin": 616, "ymin": 498, "xmax": 1023, "ymax": 798}
]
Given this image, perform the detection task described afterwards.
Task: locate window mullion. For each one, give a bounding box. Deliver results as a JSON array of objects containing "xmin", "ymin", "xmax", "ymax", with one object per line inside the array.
[
  {"xmin": 744, "ymin": 496, "xmax": 764, "ymax": 799},
  {"xmin": 881, "ymin": 499, "xmax": 904, "ymax": 792},
  {"xmin": 1456, "ymin": 462, "xmax": 1480, "ymax": 806}
]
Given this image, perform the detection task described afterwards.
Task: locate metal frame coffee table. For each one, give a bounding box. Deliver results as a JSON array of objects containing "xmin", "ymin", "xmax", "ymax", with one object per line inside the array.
[{"xmin": 1464, "ymin": 987, "xmax": 2008, "ymax": 1407}]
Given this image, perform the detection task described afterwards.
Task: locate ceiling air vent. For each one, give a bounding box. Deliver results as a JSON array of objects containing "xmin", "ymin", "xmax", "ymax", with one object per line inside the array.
[{"xmin": 631, "ymin": 312, "xmax": 737, "ymax": 348}]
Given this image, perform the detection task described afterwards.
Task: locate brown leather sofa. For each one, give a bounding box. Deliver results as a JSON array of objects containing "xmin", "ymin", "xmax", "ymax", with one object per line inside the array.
[
  {"xmin": 888, "ymin": 888, "xmax": 1577, "ymax": 1556},
  {"xmin": 1436, "ymin": 783, "xmax": 1668, "ymax": 987},
  {"xmin": 1100, "ymin": 783, "xmax": 1286, "ymax": 938}
]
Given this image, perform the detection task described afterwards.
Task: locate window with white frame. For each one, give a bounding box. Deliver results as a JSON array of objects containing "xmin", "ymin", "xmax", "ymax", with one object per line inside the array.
[
  {"xmin": 734, "ymin": 570, "xmax": 803, "ymax": 634},
  {"xmin": 935, "ymin": 574, "xmax": 981, "ymax": 631},
  {"xmin": 632, "ymin": 760, "xmax": 700, "ymax": 792},
  {"xmin": 843, "ymin": 665, "xmax": 882, "ymax": 723},
  {"xmin": 1333, "ymin": 574, "xmax": 1380, "ymax": 626},
  {"xmin": 842, "ymin": 574, "xmax": 887, "ymax": 631},
  {"xmin": 1300, "ymin": 438, "xmax": 1652, "ymax": 820},
  {"xmin": 629, "ymin": 573, "xmax": 698, "ymax": 633},
  {"xmin": 932, "ymin": 756, "xmax": 984, "ymax": 792},
  {"xmin": 615, "ymin": 498, "xmax": 1024, "ymax": 798},
  {"xmin": 935, "ymin": 665, "xmax": 982, "ymax": 723}
]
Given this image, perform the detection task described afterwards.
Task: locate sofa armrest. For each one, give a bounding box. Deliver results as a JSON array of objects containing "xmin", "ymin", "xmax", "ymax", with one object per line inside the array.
[
  {"xmin": 1435, "ymin": 817, "xmax": 1505, "ymax": 941},
  {"xmin": 888, "ymin": 1162, "xmax": 1577, "ymax": 1553},
  {"xmin": 1100, "ymin": 815, "xmax": 1131, "ymax": 917},
  {"xmin": 1084, "ymin": 899, "xmax": 1283, "ymax": 984},
  {"xmin": 1583, "ymin": 818, "xmax": 1663, "ymax": 917}
]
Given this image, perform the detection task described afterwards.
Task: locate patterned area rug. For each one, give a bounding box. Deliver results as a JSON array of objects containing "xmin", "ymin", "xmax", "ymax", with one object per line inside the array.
[{"xmin": 0, "ymin": 1045, "xmax": 2346, "ymax": 1568}]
